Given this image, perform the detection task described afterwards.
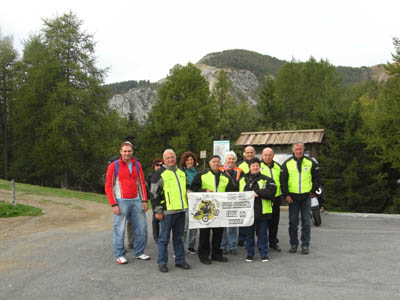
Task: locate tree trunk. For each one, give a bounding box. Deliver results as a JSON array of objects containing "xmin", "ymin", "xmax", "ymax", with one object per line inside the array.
[
  {"xmin": 61, "ymin": 169, "xmax": 69, "ymax": 189},
  {"xmin": 1, "ymin": 72, "xmax": 9, "ymax": 180}
]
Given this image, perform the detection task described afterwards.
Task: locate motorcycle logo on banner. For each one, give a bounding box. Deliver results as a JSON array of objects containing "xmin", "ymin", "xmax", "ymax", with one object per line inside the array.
[{"xmin": 188, "ymin": 191, "xmax": 254, "ymax": 229}]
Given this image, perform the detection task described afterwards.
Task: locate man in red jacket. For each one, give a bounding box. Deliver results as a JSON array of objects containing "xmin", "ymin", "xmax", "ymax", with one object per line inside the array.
[{"xmin": 105, "ymin": 141, "xmax": 150, "ymax": 264}]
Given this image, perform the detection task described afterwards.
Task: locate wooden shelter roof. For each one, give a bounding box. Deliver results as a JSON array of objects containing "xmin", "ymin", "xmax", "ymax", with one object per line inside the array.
[{"xmin": 235, "ymin": 129, "xmax": 325, "ymax": 146}]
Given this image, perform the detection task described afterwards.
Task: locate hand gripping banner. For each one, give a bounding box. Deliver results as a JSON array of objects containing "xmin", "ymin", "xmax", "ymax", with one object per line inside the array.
[{"xmin": 188, "ymin": 191, "xmax": 254, "ymax": 229}]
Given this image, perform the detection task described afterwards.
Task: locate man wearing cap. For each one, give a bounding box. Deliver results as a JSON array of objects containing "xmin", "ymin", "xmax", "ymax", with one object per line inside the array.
[
  {"xmin": 105, "ymin": 141, "xmax": 150, "ymax": 264},
  {"xmin": 281, "ymin": 142, "xmax": 321, "ymax": 255},
  {"xmin": 151, "ymin": 149, "xmax": 191, "ymax": 273},
  {"xmin": 191, "ymin": 155, "xmax": 230, "ymax": 265}
]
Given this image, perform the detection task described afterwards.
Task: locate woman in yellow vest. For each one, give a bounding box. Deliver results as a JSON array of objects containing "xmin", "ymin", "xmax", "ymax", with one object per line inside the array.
[
  {"xmin": 239, "ymin": 158, "xmax": 277, "ymax": 262},
  {"xmin": 191, "ymin": 155, "xmax": 230, "ymax": 265}
]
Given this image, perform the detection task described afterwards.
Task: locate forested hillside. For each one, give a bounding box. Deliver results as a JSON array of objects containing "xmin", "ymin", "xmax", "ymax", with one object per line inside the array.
[
  {"xmin": 104, "ymin": 80, "xmax": 155, "ymax": 96},
  {"xmin": 1, "ymin": 13, "xmax": 399, "ymax": 213},
  {"xmin": 198, "ymin": 49, "xmax": 386, "ymax": 86}
]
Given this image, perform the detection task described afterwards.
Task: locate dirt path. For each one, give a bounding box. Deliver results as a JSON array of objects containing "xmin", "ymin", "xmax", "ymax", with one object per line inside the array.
[{"xmin": 0, "ymin": 190, "xmax": 111, "ymax": 243}]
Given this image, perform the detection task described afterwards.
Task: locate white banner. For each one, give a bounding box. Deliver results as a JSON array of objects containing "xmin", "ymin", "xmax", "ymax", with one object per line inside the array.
[{"xmin": 188, "ymin": 191, "xmax": 254, "ymax": 229}]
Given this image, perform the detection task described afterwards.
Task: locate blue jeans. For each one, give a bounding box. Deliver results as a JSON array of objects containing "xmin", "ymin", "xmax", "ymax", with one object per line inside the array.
[
  {"xmin": 244, "ymin": 219, "xmax": 269, "ymax": 257},
  {"xmin": 220, "ymin": 227, "xmax": 238, "ymax": 250},
  {"xmin": 288, "ymin": 195, "xmax": 311, "ymax": 248},
  {"xmin": 157, "ymin": 212, "xmax": 186, "ymax": 265},
  {"xmin": 187, "ymin": 228, "xmax": 197, "ymax": 249},
  {"xmin": 112, "ymin": 199, "xmax": 148, "ymax": 258},
  {"xmin": 184, "ymin": 211, "xmax": 197, "ymax": 249}
]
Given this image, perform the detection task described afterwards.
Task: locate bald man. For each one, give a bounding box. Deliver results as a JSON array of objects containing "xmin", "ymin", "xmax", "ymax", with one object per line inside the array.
[
  {"xmin": 237, "ymin": 146, "xmax": 256, "ymax": 175},
  {"xmin": 260, "ymin": 147, "xmax": 282, "ymax": 252},
  {"xmin": 236, "ymin": 146, "xmax": 256, "ymax": 246}
]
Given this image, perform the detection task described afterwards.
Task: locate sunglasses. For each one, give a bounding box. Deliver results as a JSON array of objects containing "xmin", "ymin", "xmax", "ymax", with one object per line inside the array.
[{"xmin": 155, "ymin": 163, "xmax": 163, "ymax": 166}]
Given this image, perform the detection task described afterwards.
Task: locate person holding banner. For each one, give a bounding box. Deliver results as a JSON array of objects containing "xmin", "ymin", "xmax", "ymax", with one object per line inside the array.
[
  {"xmin": 151, "ymin": 149, "xmax": 191, "ymax": 273},
  {"xmin": 179, "ymin": 151, "xmax": 199, "ymax": 255},
  {"xmin": 237, "ymin": 145, "xmax": 256, "ymax": 246},
  {"xmin": 260, "ymin": 147, "xmax": 283, "ymax": 252},
  {"xmin": 191, "ymin": 155, "xmax": 230, "ymax": 265},
  {"xmin": 219, "ymin": 151, "xmax": 244, "ymax": 255},
  {"xmin": 239, "ymin": 157, "xmax": 277, "ymax": 262}
]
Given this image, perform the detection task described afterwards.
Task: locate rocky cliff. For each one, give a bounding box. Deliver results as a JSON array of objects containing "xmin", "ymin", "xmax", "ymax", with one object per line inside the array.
[
  {"xmin": 108, "ymin": 64, "xmax": 261, "ymax": 123},
  {"xmin": 108, "ymin": 86, "xmax": 159, "ymax": 124}
]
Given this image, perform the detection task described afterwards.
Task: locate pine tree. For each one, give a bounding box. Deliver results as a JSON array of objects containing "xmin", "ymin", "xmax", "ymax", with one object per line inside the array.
[
  {"xmin": 139, "ymin": 63, "xmax": 218, "ymax": 164},
  {"xmin": 0, "ymin": 33, "xmax": 17, "ymax": 179},
  {"xmin": 212, "ymin": 69, "xmax": 256, "ymax": 141},
  {"xmin": 10, "ymin": 12, "xmax": 124, "ymax": 190}
]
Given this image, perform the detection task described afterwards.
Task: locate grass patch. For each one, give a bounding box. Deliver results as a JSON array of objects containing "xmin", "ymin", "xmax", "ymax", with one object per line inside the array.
[
  {"xmin": 0, "ymin": 201, "xmax": 43, "ymax": 218},
  {"xmin": 0, "ymin": 179, "xmax": 108, "ymax": 204}
]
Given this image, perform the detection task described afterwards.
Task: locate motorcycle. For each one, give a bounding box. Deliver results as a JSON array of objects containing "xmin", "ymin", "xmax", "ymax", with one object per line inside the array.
[{"xmin": 310, "ymin": 187, "xmax": 324, "ymax": 226}]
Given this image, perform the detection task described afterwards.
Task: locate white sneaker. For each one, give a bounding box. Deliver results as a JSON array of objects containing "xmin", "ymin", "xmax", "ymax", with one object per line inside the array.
[
  {"xmin": 116, "ymin": 256, "xmax": 127, "ymax": 264},
  {"xmin": 135, "ymin": 254, "xmax": 151, "ymax": 260}
]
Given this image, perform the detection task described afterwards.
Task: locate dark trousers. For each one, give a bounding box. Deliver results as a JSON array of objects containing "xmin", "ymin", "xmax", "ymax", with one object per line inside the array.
[
  {"xmin": 152, "ymin": 212, "xmax": 160, "ymax": 241},
  {"xmin": 288, "ymin": 194, "xmax": 311, "ymax": 248},
  {"xmin": 269, "ymin": 196, "xmax": 281, "ymax": 246},
  {"xmin": 198, "ymin": 227, "xmax": 223, "ymax": 259},
  {"xmin": 238, "ymin": 227, "xmax": 246, "ymax": 242}
]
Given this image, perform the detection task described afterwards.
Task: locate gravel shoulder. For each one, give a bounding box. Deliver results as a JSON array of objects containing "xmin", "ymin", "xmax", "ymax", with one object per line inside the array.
[{"xmin": 0, "ymin": 189, "xmax": 111, "ymax": 244}]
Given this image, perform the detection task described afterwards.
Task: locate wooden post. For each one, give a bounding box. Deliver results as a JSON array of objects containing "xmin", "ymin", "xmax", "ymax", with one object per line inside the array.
[{"xmin": 11, "ymin": 179, "xmax": 16, "ymax": 207}]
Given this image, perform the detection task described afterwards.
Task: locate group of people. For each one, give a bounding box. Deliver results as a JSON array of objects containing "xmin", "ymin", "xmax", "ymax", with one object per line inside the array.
[{"xmin": 104, "ymin": 141, "xmax": 320, "ymax": 272}]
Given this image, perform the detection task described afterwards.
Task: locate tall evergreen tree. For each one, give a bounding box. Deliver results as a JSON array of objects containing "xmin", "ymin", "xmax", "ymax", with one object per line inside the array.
[
  {"xmin": 384, "ymin": 37, "xmax": 400, "ymax": 77},
  {"xmin": 257, "ymin": 75, "xmax": 285, "ymax": 130},
  {"xmin": 212, "ymin": 69, "xmax": 256, "ymax": 141},
  {"xmin": 0, "ymin": 33, "xmax": 17, "ymax": 180},
  {"xmin": 273, "ymin": 57, "xmax": 341, "ymax": 128},
  {"xmin": 10, "ymin": 12, "xmax": 124, "ymax": 190},
  {"xmin": 139, "ymin": 63, "xmax": 217, "ymax": 166}
]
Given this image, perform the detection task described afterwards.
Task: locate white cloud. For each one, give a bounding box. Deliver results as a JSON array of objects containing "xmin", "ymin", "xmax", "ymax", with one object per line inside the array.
[{"xmin": 1, "ymin": 0, "xmax": 399, "ymax": 83}]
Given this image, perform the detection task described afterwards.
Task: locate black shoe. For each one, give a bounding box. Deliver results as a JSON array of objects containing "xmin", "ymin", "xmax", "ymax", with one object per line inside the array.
[
  {"xmin": 175, "ymin": 261, "xmax": 191, "ymax": 269},
  {"xmin": 270, "ymin": 244, "xmax": 282, "ymax": 252},
  {"xmin": 301, "ymin": 247, "xmax": 309, "ymax": 255},
  {"xmin": 159, "ymin": 264, "xmax": 168, "ymax": 273},
  {"xmin": 245, "ymin": 256, "xmax": 253, "ymax": 262},
  {"xmin": 199, "ymin": 257, "xmax": 212, "ymax": 265},
  {"xmin": 187, "ymin": 248, "xmax": 196, "ymax": 255},
  {"xmin": 211, "ymin": 256, "xmax": 228, "ymax": 262},
  {"xmin": 261, "ymin": 255, "xmax": 270, "ymax": 262},
  {"xmin": 289, "ymin": 245, "xmax": 297, "ymax": 253},
  {"xmin": 237, "ymin": 240, "xmax": 245, "ymax": 247}
]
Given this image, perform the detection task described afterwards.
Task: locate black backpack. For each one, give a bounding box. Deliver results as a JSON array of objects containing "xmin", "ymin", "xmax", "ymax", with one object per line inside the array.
[{"xmin": 101, "ymin": 154, "xmax": 120, "ymax": 184}]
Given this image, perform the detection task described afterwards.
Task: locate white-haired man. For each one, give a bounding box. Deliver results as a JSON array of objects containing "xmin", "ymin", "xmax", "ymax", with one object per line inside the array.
[
  {"xmin": 151, "ymin": 149, "xmax": 191, "ymax": 273},
  {"xmin": 281, "ymin": 142, "xmax": 321, "ymax": 255}
]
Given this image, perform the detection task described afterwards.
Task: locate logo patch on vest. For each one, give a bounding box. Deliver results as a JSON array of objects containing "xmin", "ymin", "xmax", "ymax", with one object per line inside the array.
[{"xmin": 304, "ymin": 166, "xmax": 309, "ymax": 172}]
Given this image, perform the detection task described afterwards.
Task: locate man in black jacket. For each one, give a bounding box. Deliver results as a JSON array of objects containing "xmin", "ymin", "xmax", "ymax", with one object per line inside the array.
[
  {"xmin": 281, "ymin": 142, "xmax": 320, "ymax": 255},
  {"xmin": 191, "ymin": 155, "xmax": 230, "ymax": 265},
  {"xmin": 239, "ymin": 158, "xmax": 276, "ymax": 262}
]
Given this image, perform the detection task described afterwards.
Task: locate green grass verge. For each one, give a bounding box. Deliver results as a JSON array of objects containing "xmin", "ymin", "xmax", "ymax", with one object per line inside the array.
[
  {"xmin": 0, "ymin": 201, "xmax": 43, "ymax": 218},
  {"xmin": 0, "ymin": 179, "xmax": 108, "ymax": 205}
]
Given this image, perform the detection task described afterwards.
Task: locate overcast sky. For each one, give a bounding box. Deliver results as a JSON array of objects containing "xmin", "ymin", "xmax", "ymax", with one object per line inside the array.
[{"xmin": 1, "ymin": 0, "xmax": 399, "ymax": 84}]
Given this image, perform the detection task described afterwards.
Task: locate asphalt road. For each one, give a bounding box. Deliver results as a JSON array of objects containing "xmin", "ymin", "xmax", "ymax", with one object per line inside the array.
[{"xmin": 1, "ymin": 211, "xmax": 400, "ymax": 300}]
